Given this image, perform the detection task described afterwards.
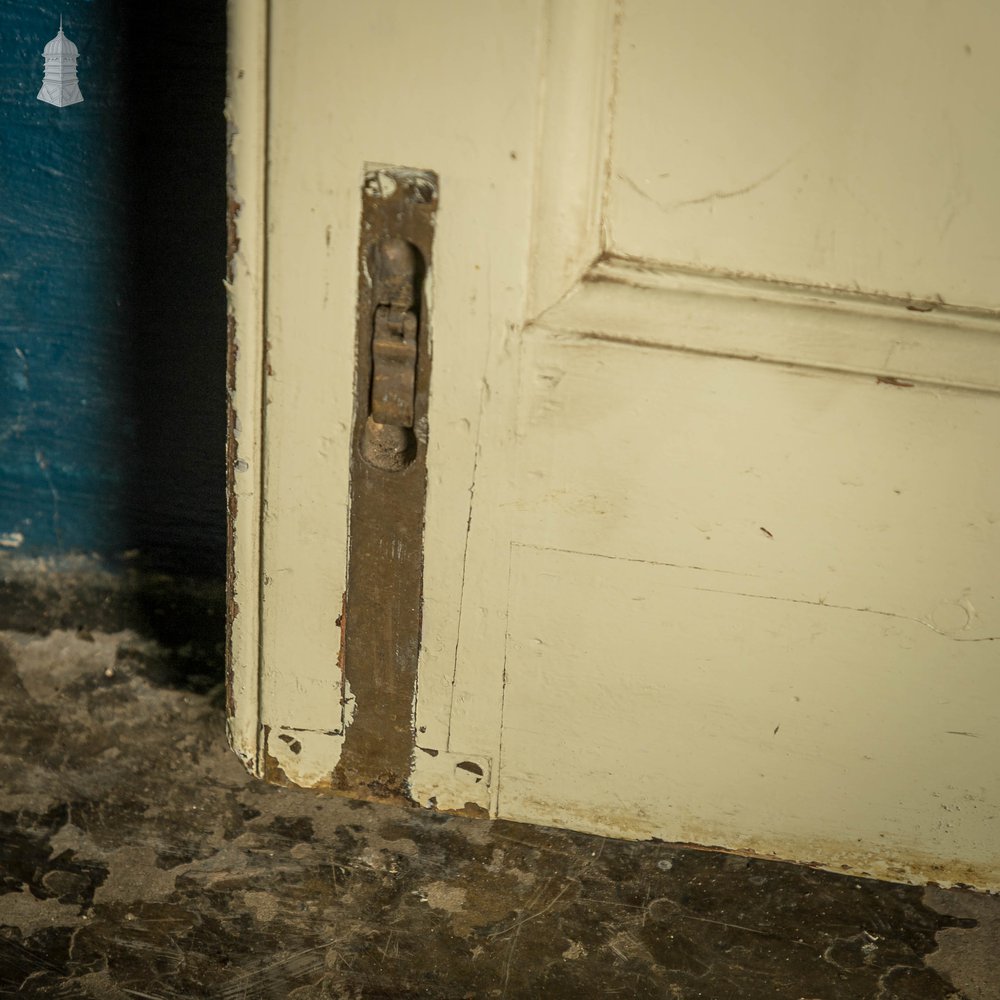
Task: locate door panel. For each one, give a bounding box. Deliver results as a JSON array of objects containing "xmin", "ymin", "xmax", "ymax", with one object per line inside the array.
[
  {"xmin": 501, "ymin": 543, "xmax": 998, "ymax": 886},
  {"xmin": 495, "ymin": 327, "xmax": 1000, "ymax": 884},
  {"xmin": 228, "ymin": 0, "xmax": 1000, "ymax": 888},
  {"xmin": 610, "ymin": 0, "xmax": 1000, "ymax": 309},
  {"xmin": 512, "ymin": 331, "xmax": 999, "ymax": 629}
]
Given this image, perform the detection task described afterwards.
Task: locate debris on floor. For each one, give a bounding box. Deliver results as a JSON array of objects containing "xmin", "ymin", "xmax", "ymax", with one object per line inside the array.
[{"xmin": 0, "ymin": 628, "xmax": 997, "ymax": 999}]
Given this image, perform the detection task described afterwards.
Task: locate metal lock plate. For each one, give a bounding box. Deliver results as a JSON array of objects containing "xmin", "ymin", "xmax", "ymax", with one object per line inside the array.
[{"xmin": 338, "ymin": 166, "xmax": 438, "ymax": 800}]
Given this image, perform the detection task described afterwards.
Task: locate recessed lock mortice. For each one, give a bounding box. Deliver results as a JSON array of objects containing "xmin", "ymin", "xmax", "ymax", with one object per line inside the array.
[
  {"xmin": 342, "ymin": 166, "xmax": 436, "ymax": 797},
  {"xmin": 361, "ymin": 237, "xmax": 422, "ymax": 471}
]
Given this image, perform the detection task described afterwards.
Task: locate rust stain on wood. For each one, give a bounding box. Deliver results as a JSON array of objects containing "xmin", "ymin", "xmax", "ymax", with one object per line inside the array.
[{"xmin": 333, "ymin": 167, "xmax": 438, "ymax": 803}]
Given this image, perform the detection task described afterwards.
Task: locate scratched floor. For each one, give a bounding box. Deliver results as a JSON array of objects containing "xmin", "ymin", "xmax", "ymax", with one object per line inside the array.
[{"xmin": 1, "ymin": 627, "xmax": 999, "ymax": 999}]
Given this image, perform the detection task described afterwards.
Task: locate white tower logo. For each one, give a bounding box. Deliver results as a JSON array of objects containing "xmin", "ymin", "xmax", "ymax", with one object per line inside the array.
[{"xmin": 37, "ymin": 17, "xmax": 84, "ymax": 108}]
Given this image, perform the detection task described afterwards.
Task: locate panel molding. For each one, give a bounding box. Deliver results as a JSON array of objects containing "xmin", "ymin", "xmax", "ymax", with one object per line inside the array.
[
  {"xmin": 525, "ymin": 0, "xmax": 620, "ymax": 317},
  {"xmin": 535, "ymin": 255, "xmax": 1000, "ymax": 394}
]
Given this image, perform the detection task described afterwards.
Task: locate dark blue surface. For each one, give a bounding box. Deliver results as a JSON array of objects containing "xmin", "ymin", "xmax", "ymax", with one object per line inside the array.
[{"xmin": 0, "ymin": 2, "xmax": 226, "ymax": 575}]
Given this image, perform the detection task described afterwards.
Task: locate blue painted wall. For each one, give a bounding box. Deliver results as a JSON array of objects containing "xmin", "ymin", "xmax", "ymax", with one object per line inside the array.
[{"xmin": 0, "ymin": 2, "xmax": 226, "ymax": 577}]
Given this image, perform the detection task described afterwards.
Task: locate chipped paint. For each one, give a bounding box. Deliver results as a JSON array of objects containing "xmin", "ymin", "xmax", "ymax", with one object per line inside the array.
[
  {"xmin": 265, "ymin": 727, "xmax": 346, "ymax": 789},
  {"xmin": 224, "ymin": 188, "xmax": 241, "ymax": 722},
  {"xmin": 409, "ymin": 747, "xmax": 493, "ymax": 816},
  {"xmin": 224, "ymin": 0, "xmax": 268, "ymax": 776}
]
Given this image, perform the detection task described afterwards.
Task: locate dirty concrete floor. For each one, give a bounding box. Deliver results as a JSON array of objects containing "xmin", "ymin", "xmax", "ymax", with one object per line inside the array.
[{"xmin": 1, "ymin": 628, "xmax": 999, "ymax": 999}]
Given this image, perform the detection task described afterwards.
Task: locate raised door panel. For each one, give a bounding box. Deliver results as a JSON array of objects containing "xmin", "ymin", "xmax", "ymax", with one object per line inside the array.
[
  {"xmin": 609, "ymin": 0, "xmax": 1000, "ymax": 308},
  {"xmin": 495, "ymin": 328, "xmax": 1000, "ymax": 887},
  {"xmin": 436, "ymin": 0, "xmax": 1000, "ymax": 888}
]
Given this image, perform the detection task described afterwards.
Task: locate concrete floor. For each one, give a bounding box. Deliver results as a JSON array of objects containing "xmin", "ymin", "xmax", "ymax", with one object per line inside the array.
[{"xmin": 1, "ymin": 626, "xmax": 998, "ymax": 999}]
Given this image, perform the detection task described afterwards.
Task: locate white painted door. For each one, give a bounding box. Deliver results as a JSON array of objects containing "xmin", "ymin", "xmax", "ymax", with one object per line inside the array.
[{"xmin": 227, "ymin": 1, "xmax": 1000, "ymax": 889}]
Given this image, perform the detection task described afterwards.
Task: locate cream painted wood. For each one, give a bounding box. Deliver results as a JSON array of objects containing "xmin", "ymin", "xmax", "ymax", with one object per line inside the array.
[
  {"xmin": 230, "ymin": 0, "xmax": 1000, "ymax": 888},
  {"xmin": 524, "ymin": 0, "xmax": 618, "ymax": 317},
  {"xmin": 229, "ymin": 1, "xmax": 547, "ymax": 787},
  {"xmin": 543, "ymin": 259, "xmax": 1000, "ymax": 394},
  {"xmin": 500, "ymin": 539, "xmax": 999, "ymax": 887},
  {"xmin": 512, "ymin": 332, "xmax": 1000, "ymax": 635},
  {"xmin": 609, "ymin": 0, "xmax": 1000, "ymax": 310},
  {"xmin": 224, "ymin": 0, "xmax": 267, "ymax": 771}
]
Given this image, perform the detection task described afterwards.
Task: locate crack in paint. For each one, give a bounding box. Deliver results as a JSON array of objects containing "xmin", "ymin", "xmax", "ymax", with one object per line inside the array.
[
  {"xmin": 518, "ymin": 543, "xmax": 1000, "ymax": 642},
  {"xmin": 618, "ymin": 152, "xmax": 800, "ymax": 214}
]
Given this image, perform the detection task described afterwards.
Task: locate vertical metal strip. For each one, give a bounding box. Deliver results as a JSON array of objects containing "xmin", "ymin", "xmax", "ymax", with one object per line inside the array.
[{"xmin": 335, "ymin": 167, "xmax": 438, "ymax": 799}]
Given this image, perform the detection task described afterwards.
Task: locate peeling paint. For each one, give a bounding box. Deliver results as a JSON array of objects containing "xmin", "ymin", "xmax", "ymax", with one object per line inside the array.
[
  {"xmin": 265, "ymin": 726, "xmax": 347, "ymax": 789},
  {"xmin": 224, "ymin": 181, "xmax": 242, "ymax": 723},
  {"xmin": 409, "ymin": 747, "xmax": 493, "ymax": 815}
]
